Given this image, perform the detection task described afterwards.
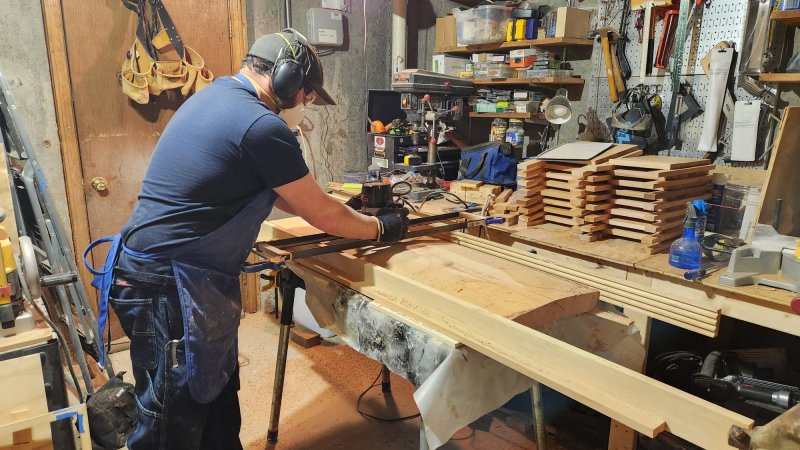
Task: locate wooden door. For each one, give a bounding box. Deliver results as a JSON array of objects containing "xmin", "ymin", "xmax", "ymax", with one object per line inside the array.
[{"xmin": 44, "ymin": 0, "xmax": 247, "ymax": 340}]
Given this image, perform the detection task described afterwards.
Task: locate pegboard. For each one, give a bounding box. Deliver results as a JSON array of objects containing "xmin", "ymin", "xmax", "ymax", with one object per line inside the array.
[{"xmin": 585, "ymin": 0, "xmax": 771, "ymax": 166}]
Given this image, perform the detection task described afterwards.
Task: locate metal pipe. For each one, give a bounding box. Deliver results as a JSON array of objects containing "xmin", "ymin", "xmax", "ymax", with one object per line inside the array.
[
  {"xmin": 267, "ymin": 323, "xmax": 291, "ymax": 444},
  {"xmin": 381, "ymin": 364, "xmax": 392, "ymax": 393},
  {"xmin": 531, "ymin": 383, "xmax": 547, "ymax": 450},
  {"xmin": 284, "ymin": 0, "xmax": 292, "ymax": 29}
]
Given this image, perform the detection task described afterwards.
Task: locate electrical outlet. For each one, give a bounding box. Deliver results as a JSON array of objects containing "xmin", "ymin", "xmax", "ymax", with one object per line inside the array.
[{"xmin": 321, "ymin": 0, "xmax": 349, "ymax": 12}]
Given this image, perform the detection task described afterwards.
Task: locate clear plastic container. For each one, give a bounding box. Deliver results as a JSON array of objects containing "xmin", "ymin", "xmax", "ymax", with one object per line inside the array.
[
  {"xmin": 474, "ymin": 62, "xmax": 513, "ymax": 79},
  {"xmin": 454, "ymin": 5, "xmax": 513, "ymax": 45}
]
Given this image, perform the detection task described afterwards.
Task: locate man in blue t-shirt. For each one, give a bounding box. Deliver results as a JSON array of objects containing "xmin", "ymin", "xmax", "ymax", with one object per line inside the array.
[{"xmin": 102, "ymin": 29, "xmax": 408, "ymax": 449}]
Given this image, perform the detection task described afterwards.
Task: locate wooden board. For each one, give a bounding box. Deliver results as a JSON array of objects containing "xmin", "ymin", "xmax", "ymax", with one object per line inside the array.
[
  {"xmin": 609, "ymin": 156, "xmax": 710, "ymax": 170},
  {"xmin": 612, "ymin": 175, "xmax": 713, "ymax": 190},
  {"xmin": 0, "ymin": 354, "xmax": 50, "ymax": 446},
  {"xmin": 755, "ymin": 106, "xmax": 800, "ymax": 236},
  {"xmin": 265, "ymin": 218, "xmax": 598, "ymax": 329},
  {"xmin": 613, "ymin": 194, "xmax": 711, "ymax": 212},
  {"xmin": 607, "ymin": 218, "xmax": 682, "ymax": 234},
  {"xmin": 612, "ymin": 165, "xmax": 715, "ymax": 181},
  {"xmin": 609, "ymin": 207, "xmax": 686, "ymax": 223},
  {"xmin": 614, "ymin": 185, "xmax": 712, "ymax": 201}
]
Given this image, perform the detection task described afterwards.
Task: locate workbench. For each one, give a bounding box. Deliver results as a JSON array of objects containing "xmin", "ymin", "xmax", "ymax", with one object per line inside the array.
[
  {"xmin": 258, "ymin": 214, "xmax": 756, "ymax": 449},
  {"xmin": 415, "ymin": 197, "xmax": 800, "ymax": 339}
]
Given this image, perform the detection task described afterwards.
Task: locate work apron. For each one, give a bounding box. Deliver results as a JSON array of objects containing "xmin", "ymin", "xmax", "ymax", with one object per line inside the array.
[{"xmin": 85, "ymin": 189, "xmax": 277, "ymax": 403}]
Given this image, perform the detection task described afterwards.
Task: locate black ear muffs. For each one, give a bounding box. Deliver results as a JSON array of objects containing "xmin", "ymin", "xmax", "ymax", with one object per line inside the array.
[
  {"xmin": 271, "ymin": 57, "xmax": 304, "ymax": 99},
  {"xmin": 270, "ymin": 30, "xmax": 309, "ymax": 101}
]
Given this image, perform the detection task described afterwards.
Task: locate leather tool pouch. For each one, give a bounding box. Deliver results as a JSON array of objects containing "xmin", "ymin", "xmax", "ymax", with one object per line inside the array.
[{"xmin": 119, "ymin": 0, "xmax": 213, "ymax": 103}]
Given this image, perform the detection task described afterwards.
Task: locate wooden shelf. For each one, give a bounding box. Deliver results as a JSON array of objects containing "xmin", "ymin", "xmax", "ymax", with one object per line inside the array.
[
  {"xmin": 759, "ymin": 73, "xmax": 800, "ymax": 84},
  {"xmin": 469, "ymin": 112, "xmax": 545, "ymax": 120},
  {"xmin": 434, "ymin": 37, "xmax": 594, "ymax": 54},
  {"xmin": 771, "ymin": 9, "xmax": 800, "ymax": 26},
  {"xmin": 472, "ymin": 77, "xmax": 585, "ymax": 86}
]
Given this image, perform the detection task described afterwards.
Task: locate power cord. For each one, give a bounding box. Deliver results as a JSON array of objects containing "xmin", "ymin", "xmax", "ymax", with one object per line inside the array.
[
  {"xmin": 417, "ymin": 191, "xmax": 470, "ymax": 211},
  {"xmin": 355, "ymin": 369, "xmax": 421, "ymax": 422}
]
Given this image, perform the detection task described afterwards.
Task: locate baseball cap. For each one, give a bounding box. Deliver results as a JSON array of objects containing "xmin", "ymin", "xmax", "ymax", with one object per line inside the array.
[{"xmin": 248, "ymin": 29, "xmax": 336, "ymax": 106}]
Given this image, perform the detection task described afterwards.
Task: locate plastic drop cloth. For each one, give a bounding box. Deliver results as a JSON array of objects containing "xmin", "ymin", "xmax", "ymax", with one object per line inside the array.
[{"xmin": 290, "ymin": 263, "xmax": 645, "ymax": 449}]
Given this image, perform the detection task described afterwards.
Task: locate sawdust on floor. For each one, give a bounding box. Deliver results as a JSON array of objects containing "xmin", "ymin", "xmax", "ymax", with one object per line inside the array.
[{"xmin": 110, "ymin": 312, "xmax": 551, "ymax": 450}]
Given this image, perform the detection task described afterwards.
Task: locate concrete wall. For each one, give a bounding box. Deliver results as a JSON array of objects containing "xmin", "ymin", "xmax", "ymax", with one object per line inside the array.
[
  {"xmin": 0, "ymin": 0, "xmax": 72, "ymax": 236},
  {"xmin": 249, "ymin": 0, "xmax": 393, "ymax": 222}
]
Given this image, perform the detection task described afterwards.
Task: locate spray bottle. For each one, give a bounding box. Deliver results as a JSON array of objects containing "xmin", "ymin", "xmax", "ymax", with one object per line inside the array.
[{"xmin": 668, "ymin": 202, "xmax": 703, "ymax": 270}]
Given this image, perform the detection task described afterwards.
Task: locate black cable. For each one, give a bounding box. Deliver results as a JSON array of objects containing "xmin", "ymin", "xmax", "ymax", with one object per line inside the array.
[
  {"xmin": 356, "ymin": 369, "xmax": 421, "ymax": 422},
  {"xmin": 417, "ymin": 191, "xmax": 469, "ymax": 212}
]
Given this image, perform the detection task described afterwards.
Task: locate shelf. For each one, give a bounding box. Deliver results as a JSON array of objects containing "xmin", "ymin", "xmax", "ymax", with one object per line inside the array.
[
  {"xmin": 759, "ymin": 73, "xmax": 800, "ymax": 84},
  {"xmin": 434, "ymin": 37, "xmax": 594, "ymax": 54},
  {"xmin": 469, "ymin": 112, "xmax": 545, "ymax": 120},
  {"xmin": 771, "ymin": 9, "xmax": 800, "ymax": 26},
  {"xmin": 472, "ymin": 77, "xmax": 585, "ymax": 86}
]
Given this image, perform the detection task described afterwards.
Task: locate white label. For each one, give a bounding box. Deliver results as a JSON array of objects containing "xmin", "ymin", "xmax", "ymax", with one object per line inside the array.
[
  {"xmin": 321, "ymin": 0, "xmax": 346, "ymax": 10},
  {"xmin": 372, "ymin": 157, "xmax": 389, "ymax": 168},
  {"xmin": 318, "ymin": 28, "xmax": 338, "ymax": 44},
  {"xmin": 373, "ymin": 135, "xmax": 385, "ymax": 149}
]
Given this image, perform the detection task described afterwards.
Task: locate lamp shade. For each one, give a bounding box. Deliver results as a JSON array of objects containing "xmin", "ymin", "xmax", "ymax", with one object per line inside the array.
[{"xmin": 544, "ymin": 88, "xmax": 572, "ymax": 125}]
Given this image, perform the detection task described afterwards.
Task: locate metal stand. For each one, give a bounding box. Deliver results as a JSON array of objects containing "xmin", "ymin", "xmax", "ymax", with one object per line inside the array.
[
  {"xmin": 266, "ymin": 269, "xmax": 304, "ymax": 446},
  {"xmin": 531, "ymin": 383, "xmax": 547, "ymax": 450},
  {"xmin": 381, "ymin": 364, "xmax": 392, "ymax": 393}
]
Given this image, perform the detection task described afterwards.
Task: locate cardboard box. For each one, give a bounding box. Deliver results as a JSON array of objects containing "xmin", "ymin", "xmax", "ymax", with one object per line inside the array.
[
  {"xmin": 432, "ymin": 55, "xmax": 470, "ymax": 77},
  {"xmin": 435, "ymin": 15, "xmax": 457, "ymax": 50},
  {"xmin": 555, "ymin": 7, "xmax": 591, "ymax": 38}
]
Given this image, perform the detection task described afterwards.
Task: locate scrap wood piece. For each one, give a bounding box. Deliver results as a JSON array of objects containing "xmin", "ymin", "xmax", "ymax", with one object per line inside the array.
[{"xmin": 290, "ymin": 325, "xmax": 322, "ymax": 348}]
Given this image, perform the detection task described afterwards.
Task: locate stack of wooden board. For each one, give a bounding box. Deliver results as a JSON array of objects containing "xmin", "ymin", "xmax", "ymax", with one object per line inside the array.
[
  {"xmin": 449, "ymin": 180, "xmax": 502, "ymax": 205},
  {"xmin": 608, "ymin": 156, "xmax": 714, "ymax": 253},
  {"xmin": 540, "ymin": 144, "xmax": 641, "ymax": 241},
  {"xmin": 486, "ymin": 187, "xmax": 518, "ymax": 225},
  {"xmin": 513, "ymin": 159, "xmax": 546, "ymax": 226}
]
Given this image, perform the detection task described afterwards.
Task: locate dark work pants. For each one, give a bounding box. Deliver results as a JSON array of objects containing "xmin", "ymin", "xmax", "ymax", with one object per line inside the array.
[{"xmin": 110, "ymin": 255, "xmax": 243, "ymax": 450}]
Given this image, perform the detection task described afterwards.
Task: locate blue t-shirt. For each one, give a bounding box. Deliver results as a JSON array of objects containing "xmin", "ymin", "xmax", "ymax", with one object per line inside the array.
[{"xmin": 121, "ymin": 76, "xmax": 309, "ymax": 253}]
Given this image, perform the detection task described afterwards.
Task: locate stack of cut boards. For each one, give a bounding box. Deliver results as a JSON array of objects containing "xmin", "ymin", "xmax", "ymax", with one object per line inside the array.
[
  {"xmin": 449, "ymin": 180, "xmax": 501, "ymax": 205},
  {"xmin": 541, "ymin": 144, "xmax": 642, "ymax": 241},
  {"xmin": 513, "ymin": 159, "xmax": 546, "ymax": 226},
  {"xmin": 608, "ymin": 156, "xmax": 714, "ymax": 254},
  {"xmin": 450, "ymin": 180, "xmax": 518, "ymax": 224}
]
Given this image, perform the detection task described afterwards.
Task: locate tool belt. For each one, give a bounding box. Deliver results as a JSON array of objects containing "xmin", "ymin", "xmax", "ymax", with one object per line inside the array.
[{"xmin": 119, "ymin": 0, "xmax": 213, "ymax": 104}]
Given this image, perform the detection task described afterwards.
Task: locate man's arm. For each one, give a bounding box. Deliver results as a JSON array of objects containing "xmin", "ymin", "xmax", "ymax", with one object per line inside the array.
[
  {"xmin": 273, "ymin": 196, "xmax": 296, "ymax": 215},
  {"xmin": 274, "ymin": 174, "xmax": 379, "ymax": 240}
]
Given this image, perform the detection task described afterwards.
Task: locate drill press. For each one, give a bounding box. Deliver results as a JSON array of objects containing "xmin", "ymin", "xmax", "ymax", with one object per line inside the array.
[{"xmin": 0, "ymin": 209, "xmax": 33, "ymax": 336}]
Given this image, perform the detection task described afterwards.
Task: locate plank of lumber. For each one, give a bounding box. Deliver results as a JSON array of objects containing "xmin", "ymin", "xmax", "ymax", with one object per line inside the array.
[
  {"xmin": 288, "ymin": 235, "xmax": 752, "ymax": 448},
  {"xmin": 0, "ymin": 354, "xmax": 50, "ymax": 445},
  {"xmin": 612, "ymin": 165, "xmax": 714, "ymax": 181},
  {"xmin": 609, "ymin": 156, "xmax": 711, "ymax": 170},
  {"xmin": 609, "ymin": 207, "xmax": 686, "ymax": 223},
  {"xmin": 449, "ymin": 233, "xmax": 719, "ymax": 333},
  {"xmin": 590, "ymin": 144, "xmax": 642, "ymax": 164},
  {"xmin": 613, "ymin": 194, "xmax": 711, "ymax": 212},
  {"xmin": 612, "ymin": 175, "xmax": 713, "ymax": 190},
  {"xmin": 614, "ymin": 185, "xmax": 711, "ymax": 201},
  {"xmin": 459, "ymin": 180, "xmax": 484, "ymax": 189},
  {"xmin": 0, "ymin": 328, "xmax": 53, "ymax": 353},
  {"xmin": 755, "ymin": 106, "xmax": 800, "ymax": 236}
]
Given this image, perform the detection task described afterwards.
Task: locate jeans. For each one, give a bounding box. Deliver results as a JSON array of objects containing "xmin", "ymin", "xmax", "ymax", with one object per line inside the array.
[{"xmin": 110, "ymin": 255, "xmax": 243, "ymax": 450}]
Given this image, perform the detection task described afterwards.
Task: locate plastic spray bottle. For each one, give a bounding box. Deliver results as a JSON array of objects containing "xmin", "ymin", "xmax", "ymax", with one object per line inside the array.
[{"xmin": 668, "ymin": 203, "xmax": 703, "ymax": 270}]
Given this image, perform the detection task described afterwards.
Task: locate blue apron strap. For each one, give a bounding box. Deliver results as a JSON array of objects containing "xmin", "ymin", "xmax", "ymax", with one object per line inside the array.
[{"xmin": 82, "ymin": 235, "xmax": 122, "ymax": 369}]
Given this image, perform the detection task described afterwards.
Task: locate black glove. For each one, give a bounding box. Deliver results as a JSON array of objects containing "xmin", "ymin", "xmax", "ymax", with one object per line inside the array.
[
  {"xmin": 344, "ymin": 195, "xmax": 363, "ymax": 211},
  {"xmin": 375, "ymin": 207, "xmax": 409, "ymax": 243}
]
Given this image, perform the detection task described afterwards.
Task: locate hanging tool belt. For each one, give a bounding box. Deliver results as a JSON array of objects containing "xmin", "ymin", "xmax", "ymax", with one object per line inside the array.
[{"xmin": 119, "ymin": 0, "xmax": 214, "ymax": 104}]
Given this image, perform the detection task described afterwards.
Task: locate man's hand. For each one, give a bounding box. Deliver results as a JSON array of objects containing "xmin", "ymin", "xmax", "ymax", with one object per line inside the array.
[{"xmin": 374, "ymin": 207, "xmax": 409, "ymax": 243}]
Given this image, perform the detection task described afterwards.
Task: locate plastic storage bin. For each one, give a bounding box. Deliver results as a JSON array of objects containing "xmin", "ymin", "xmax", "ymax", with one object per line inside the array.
[
  {"xmin": 474, "ymin": 62, "xmax": 514, "ymax": 79},
  {"xmin": 454, "ymin": 5, "xmax": 512, "ymax": 45}
]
